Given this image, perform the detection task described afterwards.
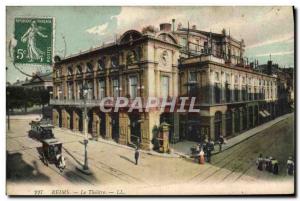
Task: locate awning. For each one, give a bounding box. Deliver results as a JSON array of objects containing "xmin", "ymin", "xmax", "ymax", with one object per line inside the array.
[
  {"xmin": 263, "ymin": 110, "xmax": 271, "ymax": 116},
  {"xmin": 259, "ymin": 111, "xmax": 267, "ymax": 117}
]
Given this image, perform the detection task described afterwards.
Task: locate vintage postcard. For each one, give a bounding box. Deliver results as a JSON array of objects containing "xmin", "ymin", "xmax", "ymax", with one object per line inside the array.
[{"xmin": 6, "ymin": 6, "xmax": 295, "ymax": 196}]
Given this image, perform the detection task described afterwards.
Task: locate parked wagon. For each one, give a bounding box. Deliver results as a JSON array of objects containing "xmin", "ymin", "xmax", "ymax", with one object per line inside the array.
[
  {"xmin": 40, "ymin": 138, "xmax": 66, "ymax": 172},
  {"xmin": 30, "ymin": 119, "xmax": 54, "ymax": 140}
]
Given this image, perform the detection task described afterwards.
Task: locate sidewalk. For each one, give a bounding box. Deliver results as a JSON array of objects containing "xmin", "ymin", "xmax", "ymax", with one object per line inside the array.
[
  {"xmin": 54, "ymin": 112, "xmax": 293, "ymax": 159},
  {"xmin": 211, "ymin": 112, "xmax": 293, "ymax": 155},
  {"xmin": 53, "ymin": 127, "xmax": 180, "ymax": 158},
  {"xmin": 171, "ymin": 113, "xmax": 293, "ymax": 159}
]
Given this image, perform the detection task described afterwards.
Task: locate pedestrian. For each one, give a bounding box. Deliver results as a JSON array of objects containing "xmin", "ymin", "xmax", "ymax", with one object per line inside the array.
[
  {"xmin": 256, "ymin": 154, "xmax": 264, "ymax": 171},
  {"xmin": 134, "ymin": 147, "xmax": 140, "ymax": 165},
  {"xmin": 218, "ymin": 135, "xmax": 224, "ymax": 152},
  {"xmin": 199, "ymin": 148, "xmax": 205, "ymax": 164},
  {"xmin": 264, "ymin": 156, "xmax": 269, "ymax": 171},
  {"xmin": 271, "ymin": 158, "xmax": 279, "ymax": 175},
  {"xmin": 287, "ymin": 156, "xmax": 294, "ymax": 176},
  {"xmin": 206, "ymin": 140, "xmax": 214, "ymax": 163},
  {"xmin": 266, "ymin": 156, "xmax": 273, "ymax": 173}
]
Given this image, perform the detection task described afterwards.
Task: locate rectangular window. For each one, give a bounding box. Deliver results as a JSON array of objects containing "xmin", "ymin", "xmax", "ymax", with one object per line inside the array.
[
  {"xmin": 234, "ymin": 85, "xmax": 239, "ymax": 102},
  {"xmin": 242, "ymin": 86, "xmax": 247, "ymax": 101},
  {"xmin": 188, "ymin": 71, "xmax": 197, "ymax": 95},
  {"xmin": 248, "ymin": 87, "xmax": 252, "ymax": 100},
  {"xmin": 234, "ymin": 75, "xmax": 239, "ymax": 84},
  {"xmin": 225, "ymin": 82, "xmax": 231, "ymax": 102},
  {"xmin": 215, "ymin": 83, "xmax": 221, "ymax": 104},
  {"xmin": 57, "ymin": 85, "xmax": 63, "ymax": 100},
  {"xmin": 98, "ymin": 80, "xmax": 105, "ymax": 100},
  {"xmin": 180, "ymin": 37, "xmax": 187, "ymax": 47},
  {"xmin": 214, "ymin": 72, "xmax": 220, "ymax": 82},
  {"xmin": 87, "ymin": 81, "xmax": 93, "ymax": 100},
  {"xmin": 129, "ymin": 76, "xmax": 138, "ymax": 99},
  {"xmin": 67, "ymin": 82, "xmax": 73, "ymax": 99},
  {"xmin": 77, "ymin": 81, "xmax": 83, "ymax": 99},
  {"xmin": 112, "ymin": 79, "xmax": 119, "ymax": 98},
  {"xmin": 161, "ymin": 76, "xmax": 169, "ymax": 98}
]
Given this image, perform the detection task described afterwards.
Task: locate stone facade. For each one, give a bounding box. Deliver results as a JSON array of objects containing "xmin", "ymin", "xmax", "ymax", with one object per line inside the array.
[{"xmin": 50, "ymin": 22, "xmax": 288, "ymax": 150}]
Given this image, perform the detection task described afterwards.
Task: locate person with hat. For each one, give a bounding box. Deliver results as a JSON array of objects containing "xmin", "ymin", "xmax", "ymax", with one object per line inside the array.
[
  {"xmin": 287, "ymin": 156, "xmax": 294, "ymax": 176},
  {"xmin": 134, "ymin": 147, "xmax": 140, "ymax": 165},
  {"xmin": 271, "ymin": 158, "xmax": 279, "ymax": 175},
  {"xmin": 266, "ymin": 156, "xmax": 273, "ymax": 173},
  {"xmin": 256, "ymin": 153, "xmax": 264, "ymax": 171}
]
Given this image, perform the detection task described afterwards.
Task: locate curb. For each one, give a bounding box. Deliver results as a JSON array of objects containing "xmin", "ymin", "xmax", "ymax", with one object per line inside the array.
[
  {"xmin": 211, "ymin": 113, "xmax": 293, "ymax": 156},
  {"xmin": 53, "ymin": 112, "xmax": 293, "ymax": 160},
  {"xmin": 54, "ymin": 128, "xmax": 180, "ymax": 158}
]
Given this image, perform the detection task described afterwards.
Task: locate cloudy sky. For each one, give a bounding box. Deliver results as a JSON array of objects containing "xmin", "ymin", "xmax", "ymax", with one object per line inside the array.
[{"xmin": 6, "ymin": 6, "xmax": 294, "ymax": 83}]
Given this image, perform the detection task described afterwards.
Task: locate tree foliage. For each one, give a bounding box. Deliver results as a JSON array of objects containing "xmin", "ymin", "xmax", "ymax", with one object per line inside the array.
[{"xmin": 6, "ymin": 86, "xmax": 50, "ymax": 110}]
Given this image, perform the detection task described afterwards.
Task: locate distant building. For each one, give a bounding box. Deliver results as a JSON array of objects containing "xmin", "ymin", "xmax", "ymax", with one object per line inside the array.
[{"xmin": 22, "ymin": 72, "xmax": 53, "ymax": 92}]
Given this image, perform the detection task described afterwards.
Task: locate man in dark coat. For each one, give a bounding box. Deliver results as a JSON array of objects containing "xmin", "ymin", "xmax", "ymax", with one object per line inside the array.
[
  {"xmin": 256, "ymin": 154, "xmax": 264, "ymax": 171},
  {"xmin": 287, "ymin": 156, "xmax": 294, "ymax": 176},
  {"xmin": 135, "ymin": 147, "xmax": 140, "ymax": 165},
  {"xmin": 218, "ymin": 135, "xmax": 224, "ymax": 152},
  {"xmin": 271, "ymin": 158, "xmax": 279, "ymax": 175},
  {"xmin": 206, "ymin": 140, "xmax": 214, "ymax": 163}
]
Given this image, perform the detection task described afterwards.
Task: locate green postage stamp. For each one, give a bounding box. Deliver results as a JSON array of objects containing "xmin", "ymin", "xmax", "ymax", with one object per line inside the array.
[{"xmin": 14, "ymin": 17, "xmax": 54, "ymax": 65}]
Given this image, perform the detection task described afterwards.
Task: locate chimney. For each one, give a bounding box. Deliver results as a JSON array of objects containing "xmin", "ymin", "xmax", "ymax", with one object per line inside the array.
[
  {"xmin": 160, "ymin": 23, "xmax": 172, "ymax": 32},
  {"xmin": 172, "ymin": 19, "xmax": 175, "ymax": 32},
  {"xmin": 192, "ymin": 25, "xmax": 197, "ymax": 30}
]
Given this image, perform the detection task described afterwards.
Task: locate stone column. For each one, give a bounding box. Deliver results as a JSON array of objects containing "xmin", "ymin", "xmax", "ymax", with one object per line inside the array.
[
  {"xmin": 73, "ymin": 110, "xmax": 78, "ymax": 131},
  {"xmin": 173, "ymin": 112, "xmax": 180, "ymax": 143},
  {"xmin": 221, "ymin": 113, "xmax": 226, "ymax": 137},
  {"xmin": 239, "ymin": 108, "xmax": 243, "ymax": 132},
  {"xmin": 209, "ymin": 116, "xmax": 214, "ymax": 141},
  {"xmin": 66, "ymin": 111, "xmax": 71, "ymax": 129},
  {"xmin": 118, "ymin": 112, "xmax": 129, "ymax": 145},
  {"xmin": 105, "ymin": 113, "xmax": 112, "ymax": 139},
  {"xmin": 140, "ymin": 113, "xmax": 151, "ymax": 150},
  {"xmin": 231, "ymin": 111, "xmax": 236, "ymax": 136},
  {"xmin": 92, "ymin": 111, "xmax": 99, "ymax": 139},
  {"xmin": 52, "ymin": 109, "xmax": 58, "ymax": 127},
  {"xmin": 61, "ymin": 109, "xmax": 67, "ymax": 128}
]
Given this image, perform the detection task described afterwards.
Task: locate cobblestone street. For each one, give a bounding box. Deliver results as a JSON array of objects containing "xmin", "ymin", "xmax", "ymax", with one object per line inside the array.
[{"xmin": 6, "ymin": 113, "xmax": 294, "ymax": 195}]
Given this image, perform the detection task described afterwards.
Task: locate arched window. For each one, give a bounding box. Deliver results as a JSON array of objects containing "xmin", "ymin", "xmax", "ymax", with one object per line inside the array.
[
  {"xmin": 97, "ymin": 58, "xmax": 105, "ymax": 70},
  {"xmin": 76, "ymin": 65, "xmax": 82, "ymax": 74},
  {"xmin": 86, "ymin": 62, "xmax": 93, "ymax": 73},
  {"xmin": 214, "ymin": 111, "xmax": 222, "ymax": 140},
  {"xmin": 67, "ymin": 66, "xmax": 73, "ymax": 76}
]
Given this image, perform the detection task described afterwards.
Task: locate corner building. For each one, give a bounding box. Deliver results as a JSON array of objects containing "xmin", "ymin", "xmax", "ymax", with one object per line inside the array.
[{"xmin": 51, "ymin": 22, "xmax": 280, "ymax": 149}]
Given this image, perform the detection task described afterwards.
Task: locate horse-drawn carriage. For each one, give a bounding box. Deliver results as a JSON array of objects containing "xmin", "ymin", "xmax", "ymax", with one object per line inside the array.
[
  {"xmin": 29, "ymin": 119, "xmax": 54, "ymax": 140},
  {"xmin": 40, "ymin": 138, "xmax": 66, "ymax": 172}
]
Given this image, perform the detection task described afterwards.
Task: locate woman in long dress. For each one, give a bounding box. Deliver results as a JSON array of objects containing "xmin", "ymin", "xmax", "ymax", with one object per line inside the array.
[
  {"xmin": 21, "ymin": 20, "xmax": 48, "ymax": 62},
  {"xmin": 199, "ymin": 148, "xmax": 205, "ymax": 164}
]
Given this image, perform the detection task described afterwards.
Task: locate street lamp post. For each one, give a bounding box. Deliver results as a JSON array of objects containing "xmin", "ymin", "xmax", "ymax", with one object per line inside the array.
[{"xmin": 76, "ymin": 83, "xmax": 91, "ymax": 175}]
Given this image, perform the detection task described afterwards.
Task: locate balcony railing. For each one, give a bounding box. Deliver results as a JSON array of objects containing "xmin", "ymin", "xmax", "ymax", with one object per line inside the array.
[{"xmin": 50, "ymin": 98, "xmax": 101, "ymax": 107}]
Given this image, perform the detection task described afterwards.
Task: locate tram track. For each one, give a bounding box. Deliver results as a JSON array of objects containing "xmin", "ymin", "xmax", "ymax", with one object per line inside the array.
[{"xmin": 189, "ymin": 119, "xmax": 288, "ymax": 183}]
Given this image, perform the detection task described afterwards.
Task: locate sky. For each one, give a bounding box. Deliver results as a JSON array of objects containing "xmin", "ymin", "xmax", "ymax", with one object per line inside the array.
[{"xmin": 6, "ymin": 6, "xmax": 294, "ymax": 83}]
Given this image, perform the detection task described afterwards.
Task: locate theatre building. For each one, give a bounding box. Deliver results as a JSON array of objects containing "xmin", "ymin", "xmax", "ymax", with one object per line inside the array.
[
  {"xmin": 50, "ymin": 28, "xmax": 181, "ymax": 150},
  {"xmin": 51, "ymin": 21, "xmax": 281, "ymax": 150}
]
